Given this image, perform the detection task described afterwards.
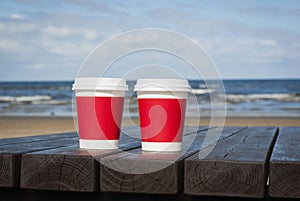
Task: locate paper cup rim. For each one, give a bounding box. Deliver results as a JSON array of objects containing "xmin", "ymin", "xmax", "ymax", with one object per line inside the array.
[
  {"xmin": 72, "ymin": 77, "xmax": 128, "ymax": 91},
  {"xmin": 134, "ymin": 78, "xmax": 191, "ymax": 92}
]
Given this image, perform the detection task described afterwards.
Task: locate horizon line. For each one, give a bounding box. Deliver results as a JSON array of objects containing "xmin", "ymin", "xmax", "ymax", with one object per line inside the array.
[{"xmin": 0, "ymin": 78, "xmax": 300, "ymax": 82}]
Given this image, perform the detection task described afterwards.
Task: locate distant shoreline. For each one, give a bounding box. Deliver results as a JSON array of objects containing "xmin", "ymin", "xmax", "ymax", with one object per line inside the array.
[
  {"xmin": 1, "ymin": 80, "xmax": 299, "ymax": 117},
  {"xmin": 1, "ymin": 78, "xmax": 300, "ymax": 82},
  {"xmin": 0, "ymin": 116, "xmax": 299, "ymax": 139}
]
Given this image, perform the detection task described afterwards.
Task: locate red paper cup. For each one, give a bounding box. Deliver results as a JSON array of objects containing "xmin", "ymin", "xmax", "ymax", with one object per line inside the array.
[
  {"xmin": 134, "ymin": 79, "xmax": 191, "ymax": 151},
  {"xmin": 72, "ymin": 77, "xmax": 128, "ymax": 149}
]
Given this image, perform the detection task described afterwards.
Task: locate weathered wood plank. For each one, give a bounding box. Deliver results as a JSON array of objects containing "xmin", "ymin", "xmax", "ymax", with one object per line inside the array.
[
  {"xmin": 184, "ymin": 126, "xmax": 278, "ymax": 198},
  {"xmin": 0, "ymin": 132, "xmax": 77, "ymax": 146},
  {"xmin": 0, "ymin": 136, "xmax": 78, "ymax": 187},
  {"xmin": 100, "ymin": 127, "xmax": 246, "ymax": 194},
  {"xmin": 20, "ymin": 127, "xmax": 141, "ymax": 192},
  {"xmin": 0, "ymin": 188, "xmax": 191, "ymax": 201},
  {"xmin": 269, "ymin": 126, "xmax": 300, "ymax": 198}
]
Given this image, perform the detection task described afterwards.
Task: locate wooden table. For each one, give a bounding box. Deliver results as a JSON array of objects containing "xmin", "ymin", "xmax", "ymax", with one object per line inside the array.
[
  {"xmin": 0, "ymin": 126, "xmax": 299, "ymax": 200},
  {"xmin": 269, "ymin": 127, "xmax": 300, "ymax": 198}
]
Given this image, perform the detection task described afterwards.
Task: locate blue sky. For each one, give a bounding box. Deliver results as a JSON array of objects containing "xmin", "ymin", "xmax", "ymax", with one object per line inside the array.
[{"xmin": 0, "ymin": 0, "xmax": 299, "ymax": 80}]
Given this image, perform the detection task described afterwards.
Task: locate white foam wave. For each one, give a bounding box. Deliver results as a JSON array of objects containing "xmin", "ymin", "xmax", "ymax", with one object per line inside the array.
[
  {"xmin": 225, "ymin": 93, "xmax": 300, "ymax": 103},
  {"xmin": 0, "ymin": 95, "xmax": 52, "ymax": 103},
  {"xmin": 191, "ymin": 89, "xmax": 214, "ymax": 95},
  {"xmin": 198, "ymin": 84, "xmax": 207, "ymax": 88},
  {"xmin": 32, "ymin": 100, "xmax": 71, "ymax": 105},
  {"xmin": 198, "ymin": 83, "xmax": 221, "ymax": 88}
]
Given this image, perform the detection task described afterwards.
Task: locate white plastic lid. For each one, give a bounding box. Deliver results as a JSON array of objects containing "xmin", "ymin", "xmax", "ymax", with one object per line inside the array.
[
  {"xmin": 72, "ymin": 77, "xmax": 128, "ymax": 91},
  {"xmin": 134, "ymin": 79, "xmax": 191, "ymax": 92}
]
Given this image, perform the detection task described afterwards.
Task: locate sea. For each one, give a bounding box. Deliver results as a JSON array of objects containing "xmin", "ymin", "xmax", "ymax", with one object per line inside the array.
[{"xmin": 0, "ymin": 79, "xmax": 299, "ymax": 117}]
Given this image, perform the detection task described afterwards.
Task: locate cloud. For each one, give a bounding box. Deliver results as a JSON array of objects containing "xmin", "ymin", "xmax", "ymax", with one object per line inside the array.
[
  {"xmin": 83, "ymin": 29, "xmax": 98, "ymax": 40},
  {"xmin": 41, "ymin": 25, "xmax": 98, "ymax": 41},
  {"xmin": 0, "ymin": 38, "xmax": 33, "ymax": 54},
  {"xmin": 0, "ymin": 0, "xmax": 299, "ymax": 80},
  {"xmin": 260, "ymin": 39, "xmax": 277, "ymax": 46},
  {"xmin": 0, "ymin": 22, "xmax": 36, "ymax": 33},
  {"xmin": 41, "ymin": 26, "xmax": 75, "ymax": 37},
  {"xmin": 32, "ymin": 63, "xmax": 45, "ymax": 69},
  {"xmin": 10, "ymin": 13, "xmax": 25, "ymax": 20},
  {"xmin": 40, "ymin": 37, "xmax": 94, "ymax": 57},
  {"xmin": 192, "ymin": 35, "xmax": 299, "ymax": 69},
  {"xmin": 65, "ymin": 0, "xmax": 128, "ymax": 16}
]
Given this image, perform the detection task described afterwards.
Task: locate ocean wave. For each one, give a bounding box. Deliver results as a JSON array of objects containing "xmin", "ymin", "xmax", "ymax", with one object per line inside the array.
[
  {"xmin": 0, "ymin": 95, "xmax": 52, "ymax": 103},
  {"xmin": 32, "ymin": 100, "xmax": 71, "ymax": 105},
  {"xmin": 198, "ymin": 84, "xmax": 207, "ymax": 88},
  {"xmin": 191, "ymin": 89, "xmax": 214, "ymax": 95},
  {"xmin": 225, "ymin": 93, "xmax": 300, "ymax": 103}
]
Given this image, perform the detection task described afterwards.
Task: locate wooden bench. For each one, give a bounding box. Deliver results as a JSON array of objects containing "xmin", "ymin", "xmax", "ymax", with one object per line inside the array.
[
  {"xmin": 0, "ymin": 126, "xmax": 299, "ymax": 200},
  {"xmin": 100, "ymin": 126, "xmax": 245, "ymax": 194},
  {"xmin": 269, "ymin": 127, "xmax": 300, "ymax": 198},
  {"xmin": 0, "ymin": 132, "xmax": 78, "ymax": 187},
  {"xmin": 184, "ymin": 126, "xmax": 278, "ymax": 198},
  {"xmin": 19, "ymin": 126, "xmax": 209, "ymax": 192},
  {"xmin": 20, "ymin": 127, "xmax": 141, "ymax": 192}
]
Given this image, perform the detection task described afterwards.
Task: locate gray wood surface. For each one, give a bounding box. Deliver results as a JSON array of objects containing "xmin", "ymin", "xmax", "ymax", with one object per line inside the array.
[
  {"xmin": 0, "ymin": 135, "xmax": 78, "ymax": 187},
  {"xmin": 184, "ymin": 126, "xmax": 278, "ymax": 198},
  {"xmin": 20, "ymin": 127, "xmax": 141, "ymax": 192},
  {"xmin": 0, "ymin": 132, "xmax": 77, "ymax": 146},
  {"xmin": 269, "ymin": 126, "xmax": 300, "ymax": 198},
  {"xmin": 100, "ymin": 127, "xmax": 246, "ymax": 194},
  {"xmin": 3, "ymin": 125, "xmax": 297, "ymax": 199}
]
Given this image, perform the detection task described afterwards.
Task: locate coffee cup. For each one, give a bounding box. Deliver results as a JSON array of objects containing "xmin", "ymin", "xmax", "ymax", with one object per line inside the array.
[
  {"xmin": 73, "ymin": 77, "xmax": 128, "ymax": 149},
  {"xmin": 134, "ymin": 79, "xmax": 190, "ymax": 151}
]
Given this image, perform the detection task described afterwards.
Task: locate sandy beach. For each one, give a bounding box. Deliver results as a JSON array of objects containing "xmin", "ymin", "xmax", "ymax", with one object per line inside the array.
[
  {"xmin": 0, "ymin": 116, "xmax": 299, "ymax": 139},
  {"xmin": 0, "ymin": 117, "xmax": 77, "ymax": 138}
]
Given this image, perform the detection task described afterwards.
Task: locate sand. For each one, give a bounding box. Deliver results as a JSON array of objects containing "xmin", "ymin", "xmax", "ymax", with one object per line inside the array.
[
  {"xmin": 0, "ymin": 117, "xmax": 77, "ymax": 138},
  {"xmin": 0, "ymin": 116, "xmax": 299, "ymax": 139}
]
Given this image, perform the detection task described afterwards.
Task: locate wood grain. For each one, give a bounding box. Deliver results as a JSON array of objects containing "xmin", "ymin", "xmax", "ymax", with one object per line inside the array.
[
  {"xmin": 184, "ymin": 126, "xmax": 278, "ymax": 198},
  {"xmin": 20, "ymin": 127, "xmax": 141, "ymax": 192},
  {"xmin": 269, "ymin": 127, "xmax": 300, "ymax": 198},
  {"xmin": 100, "ymin": 127, "xmax": 246, "ymax": 194},
  {"xmin": 0, "ymin": 135, "xmax": 78, "ymax": 187},
  {"xmin": 0, "ymin": 132, "xmax": 77, "ymax": 146}
]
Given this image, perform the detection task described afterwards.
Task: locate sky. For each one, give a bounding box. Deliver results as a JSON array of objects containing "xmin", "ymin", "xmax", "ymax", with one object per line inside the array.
[{"xmin": 0, "ymin": 0, "xmax": 299, "ymax": 81}]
